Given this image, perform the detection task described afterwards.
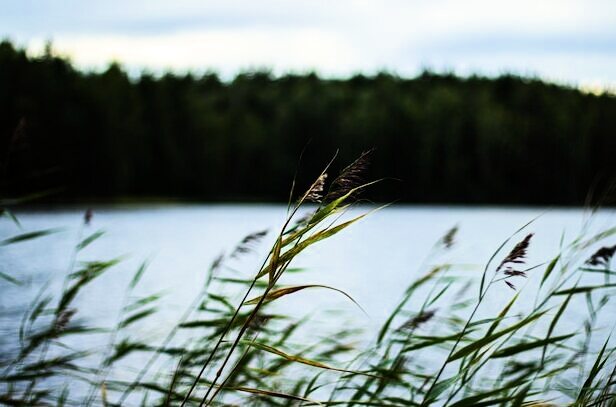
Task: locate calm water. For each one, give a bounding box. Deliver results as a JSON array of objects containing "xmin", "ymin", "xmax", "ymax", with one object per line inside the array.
[{"xmin": 1, "ymin": 204, "xmax": 615, "ymax": 400}]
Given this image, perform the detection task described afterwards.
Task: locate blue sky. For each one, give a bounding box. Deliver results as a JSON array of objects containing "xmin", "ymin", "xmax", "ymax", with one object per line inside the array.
[{"xmin": 3, "ymin": 0, "xmax": 615, "ymax": 90}]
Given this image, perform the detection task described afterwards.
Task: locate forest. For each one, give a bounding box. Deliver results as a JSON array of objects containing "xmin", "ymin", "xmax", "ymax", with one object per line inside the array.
[{"xmin": 1, "ymin": 40, "xmax": 615, "ymax": 205}]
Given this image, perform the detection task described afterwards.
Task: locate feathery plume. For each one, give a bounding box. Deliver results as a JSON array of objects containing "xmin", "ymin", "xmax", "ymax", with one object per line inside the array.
[
  {"xmin": 497, "ymin": 233, "xmax": 533, "ymax": 272},
  {"xmin": 231, "ymin": 230, "xmax": 268, "ymax": 258},
  {"xmin": 398, "ymin": 309, "xmax": 437, "ymax": 331},
  {"xmin": 503, "ymin": 269, "xmax": 527, "ymax": 277},
  {"xmin": 84, "ymin": 209, "xmax": 93, "ymax": 226},
  {"xmin": 497, "ymin": 233, "xmax": 533, "ymax": 290},
  {"xmin": 305, "ymin": 173, "xmax": 328, "ymax": 203},
  {"xmin": 442, "ymin": 225, "xmax": 458, "ymax": 249},
  {"xmin": 586, "ymin": 245, "xmax": 616, "ymax": 267},
  {"xmin": 326, "ymin": 150, "xmax": 373, "ymax": 201}
]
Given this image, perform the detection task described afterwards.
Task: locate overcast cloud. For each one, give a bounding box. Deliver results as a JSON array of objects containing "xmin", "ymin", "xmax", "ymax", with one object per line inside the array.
[{"xmin": 2, "ymin": 0, "xmax": 615, "ymax": 89}]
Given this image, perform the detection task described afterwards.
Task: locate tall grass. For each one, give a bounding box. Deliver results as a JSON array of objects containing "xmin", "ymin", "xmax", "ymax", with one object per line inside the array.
[{"xmin": 1, "ymin": 155, "xmax": 615, "ymax": 406}]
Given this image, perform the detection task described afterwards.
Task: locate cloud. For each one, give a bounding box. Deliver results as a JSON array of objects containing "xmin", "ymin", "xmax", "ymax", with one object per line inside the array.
[
  {"xmin": 27, "ymin": 28, "xmax": 364, "ymax": 77},
  {"xmin": 4, "ymin": 0, "xmax": 616, "ymax": 87}
]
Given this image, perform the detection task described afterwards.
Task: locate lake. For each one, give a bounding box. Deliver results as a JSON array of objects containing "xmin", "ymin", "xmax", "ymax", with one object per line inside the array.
[{"xmin": 1, "ymin": 204, "xmax": 615, "ymax": 403}]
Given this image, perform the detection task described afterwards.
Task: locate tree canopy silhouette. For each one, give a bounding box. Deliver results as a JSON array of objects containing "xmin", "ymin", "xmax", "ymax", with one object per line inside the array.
[{"xmin": 1, "ymin": 41, "xmax": 614, "ymax": 204}]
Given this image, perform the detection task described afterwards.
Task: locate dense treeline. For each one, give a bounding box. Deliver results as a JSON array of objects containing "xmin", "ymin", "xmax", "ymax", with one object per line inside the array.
[{"xmin": 1, "ymin": 40, "xmax": 615, "ymax": 204}]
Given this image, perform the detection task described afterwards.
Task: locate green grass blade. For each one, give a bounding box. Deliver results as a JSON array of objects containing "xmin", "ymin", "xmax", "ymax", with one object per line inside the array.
[
  {"xmin": 1, "ymin": 228, "xmax": 60, "ymax": 246},
  {"xmin": 76, "ymin": 230, "xmax": 105, "ymax": 251},
  {"xmin": 491, "ymin": 334, "xmax": 575, "ymax": 358},
  {"xmin": 244, "ymin": 284, "xmax": 366, "ymax": 314},
  {"xmin": 448, "ymin": 311, "xmax": 548, "ymax": 362}
]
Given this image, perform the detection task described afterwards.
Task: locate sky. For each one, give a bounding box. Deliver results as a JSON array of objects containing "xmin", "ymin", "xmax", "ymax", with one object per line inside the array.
[{"xmin": 2, "ymin": 0, "xmax": 616, "ymax": 90}]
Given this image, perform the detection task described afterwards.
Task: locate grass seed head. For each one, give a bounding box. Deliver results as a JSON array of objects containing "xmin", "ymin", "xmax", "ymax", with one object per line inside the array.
[
  {"xmin": 305, "ymin": 173, "xmax": 328, "ymax": 203},
  {"xmin": 231, "ymin": 230, "xmax": 269, "ymax": 258},
  {"xmin": 586, "ymin": 244, "xmax": 616, "ymax": 267},
  {"xmin": 326, "ymin": 149, "xmax": 373, "ymax": 201},
  {"xmin": 442, "ymin": 225, "xmax": 458, "ymax": 249},
  {"xmin": 398, "ymin": 309, "xmax": 437, "ymax": 331},
  {"xmin": 497, "ymin": 233, "xmax": 534, "ymax": 272},
  {"xmin": 84, "ymin": 209, "xmax": 93, "ymax": 225}
]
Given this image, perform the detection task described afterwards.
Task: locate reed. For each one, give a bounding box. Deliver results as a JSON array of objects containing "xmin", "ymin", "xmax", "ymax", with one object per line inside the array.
[{"xmin": 0, "ymin": 155, "xmax": 615, "ymax": 406}]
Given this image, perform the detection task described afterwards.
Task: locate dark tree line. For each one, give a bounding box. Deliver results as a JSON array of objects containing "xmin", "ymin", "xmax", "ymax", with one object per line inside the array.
[{"xmin": 1, "ymin": 40, "xmax": 615, "ymax": 205}]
